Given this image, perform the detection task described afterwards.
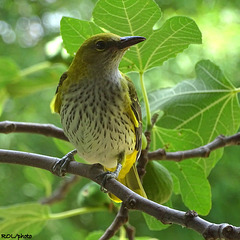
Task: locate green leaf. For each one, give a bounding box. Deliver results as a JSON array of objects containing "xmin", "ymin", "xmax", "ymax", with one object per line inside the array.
[
  {"xmin": 135, "ymin": 237, "xmax": 159, "ymax": 240},
  {"xmin": 23, "ymin": 167, "xmax": 53, "ymax": 197},
  {"xmin": 53, "ymin": 138, "xmax": 84, "ymax": 163},
  {"xmin": 53, "ymin": 138, "xmax": 75, "ymax": 155},
  {"xmin": 151, "ymin": 126, "xmax": 211, "ymax": 215},
  {"xmin": 60, "ymin": 0, "xmax": 201, "ymax": 72},
  {"xmin": 142, "ymin": 212, "xmax": 170, "ymax": 231},
  {"xmin": 136, "ymin": 238, "xmax": 159, "ymax": 240},
  {"xmin": 77, "ymin": 182, "xmax": 110, "ymax": 207},
  {"xmin": 0, "ymin": 57, "xmax": 20, "ymax": 87},
  {"xmin": 0, "ymin": 89, "xmax": 8, "ymax": 117},
  {"xmin": 93, "ymin": 0, "xmax": 201, "ymax": 72},
  {"xmin": 60, "ymin": 17, "xmax": 103, "ymax": 56},
  {"xmin": 200, "ymin": 148, "xmax": 223, "ymax": 176},
  {"xmin": 163, "ymin": 160, "xmax": 211, "ymax": 215},
  {"xmin": 171, "ymin": 172, "xmax": 181, "ymax": 195},
  {"xmin": 86, "ymin": 230, "xmax": 119, "ymax": 240},
  {"xmin": 140, "ymin": 16, "xmax": 202, "ymax": 71},
  {"xmin": 86, "ymin": 231, "xmax": 104, "ymax": 240},
  {"xmin": 7, "ymin": 62, "xmax": 66, "ymax": 97},
  {"xmin": 0, "ymin": 203, "xmax": 49, "ymax": 235},
  {"xmin": 93, "ymin": 0, "xmax": 161, "ymax": 37},
  {"xmin": 151, "ymin": 126, "xmax": 203, "ymax": 152},
  {"xmin": 148, "ymin": 60, "xmax": 240, "ymax": 143}
]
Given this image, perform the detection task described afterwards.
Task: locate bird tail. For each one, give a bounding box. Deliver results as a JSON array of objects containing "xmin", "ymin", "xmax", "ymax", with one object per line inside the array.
[{"xmin": 108, "ymin": 163, "xmax": 147, "ymax": 203}]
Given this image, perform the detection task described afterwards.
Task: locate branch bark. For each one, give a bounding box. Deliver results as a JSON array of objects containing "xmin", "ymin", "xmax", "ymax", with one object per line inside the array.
[
  {"xmin": 0, "ymin": 120, "xmax": 68, "ymax": 141},
  {"xmin": 2, "ymin": 121, "xmax": 240, "ymax": 162},
  {"xmin": 41, "ymin": 175, "xmax": 80, "ymax": 205},
  {"xmin": 99, "ymin": 203, "xmax": 132, "ymax": 240},
  {"xmin": 148, "ymin": 133, "xmax": 240, "ymax": 161},
  {"xmin": 1, "ymin": 149, "xmax": 240, "ymax": 240}
]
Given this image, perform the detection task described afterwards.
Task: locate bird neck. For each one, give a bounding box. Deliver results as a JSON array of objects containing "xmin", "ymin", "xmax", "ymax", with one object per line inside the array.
[{"xmin": 68, "ymin": 57, "xmax": 122, "ymax": 85}]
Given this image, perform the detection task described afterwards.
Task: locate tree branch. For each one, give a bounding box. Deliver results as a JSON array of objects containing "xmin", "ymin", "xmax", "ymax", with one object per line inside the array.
[
  {"xmin": 41, "ymin": 175, "xmax": 80, "ymax": 205},
  {"xmin": 99, "ymin": 203, "xmax": 132, "ymax": 240},
  {"xmin": 2, "ymin": 121, "xmax": 240, "ymax": 162},
  {"xmin": 0, "ymin": 120, "xmax": 68, "ymax": 141},
  {"xmin": 1, "ymin": 149, "xmax": 239, "ymax": 240},
  {"xmin": 1, "ymin": 121, "xmax": 240, "ymax": 239},
  {"xmin": 148, "ymin": 133, "xmax": 240, "ymax": 161}
]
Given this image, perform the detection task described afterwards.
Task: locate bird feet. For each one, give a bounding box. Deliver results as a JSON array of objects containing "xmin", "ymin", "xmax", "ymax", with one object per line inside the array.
[
  {"xmin": 52, "ymin": 149, "xmax": 77, "ymax": 176},
  {"xmin": 97, "ymin": 163, "xmax": 122, "ymax": 193}
]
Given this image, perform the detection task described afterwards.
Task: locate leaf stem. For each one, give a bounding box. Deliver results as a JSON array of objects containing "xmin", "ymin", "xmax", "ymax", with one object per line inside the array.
[
  {"xmin": 49, "ymin": 207, "xmax": 106, "ymax": 220},
  {"xmin": 119, "ymin": 226, "xmax": 126, "ymax": 240},
  {"xmin": 139, "ymin": 72, "xmax": 151, "ymax": 130},
  {"xmin": 20, "ymin": 61, "xmax": 52, "ymax": 77}
]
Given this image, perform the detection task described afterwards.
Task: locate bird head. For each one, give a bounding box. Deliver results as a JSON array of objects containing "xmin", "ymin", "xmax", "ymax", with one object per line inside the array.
[{"xmin": 74, "ymin": 33, "xmax": 145, "ymax": 73}]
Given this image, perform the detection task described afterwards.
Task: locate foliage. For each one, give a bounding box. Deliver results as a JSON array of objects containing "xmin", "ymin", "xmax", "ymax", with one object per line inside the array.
[
  {"xmin": 0, "ymin": 0, "xmax": 240, "ymax": 239},
  {"xmin": 0, "ymin": 203, "xmax": 49, "ymax": 235}
]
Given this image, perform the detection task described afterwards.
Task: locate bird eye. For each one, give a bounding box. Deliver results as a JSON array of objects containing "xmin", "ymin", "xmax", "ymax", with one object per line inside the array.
[{"xmin": 95, "ymin": 40, "xmax": 106, "ymax": 51}]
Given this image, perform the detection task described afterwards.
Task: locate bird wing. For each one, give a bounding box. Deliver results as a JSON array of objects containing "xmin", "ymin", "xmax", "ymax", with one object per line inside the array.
[
  {"xmin": 50, "ymin": 72, "xmax": 68, "ymax": 114},
  {"xmin": 108, "ymin": 74, "xmax": 147, "ymax": 203},
  {"xmin": 124, "ymin": 74, "xmax": 142, "ymax": 157}
]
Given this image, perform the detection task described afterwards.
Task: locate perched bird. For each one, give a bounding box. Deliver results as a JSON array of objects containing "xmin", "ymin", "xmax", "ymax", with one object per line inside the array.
[{"xmin": 51, "ymin": 32, "xmax": 146, "ymax": 202}]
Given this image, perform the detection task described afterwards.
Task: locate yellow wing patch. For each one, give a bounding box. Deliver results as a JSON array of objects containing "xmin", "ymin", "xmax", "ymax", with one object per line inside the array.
[
  {"xmin": 127, "ymin": 106, "xmax": 139, "ymax": 128},
  {"xmin": 50, "ymin": 71, "xmax": 68, "ymax": 114},
  {"xmin": 50, "ymin": 93, "xmax": 61, "ymax": 114}
]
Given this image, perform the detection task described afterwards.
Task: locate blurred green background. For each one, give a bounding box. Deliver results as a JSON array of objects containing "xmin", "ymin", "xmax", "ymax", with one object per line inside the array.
[{"xmin": 0, "ymin": 0, "xmax": 240, "ymax": 239}]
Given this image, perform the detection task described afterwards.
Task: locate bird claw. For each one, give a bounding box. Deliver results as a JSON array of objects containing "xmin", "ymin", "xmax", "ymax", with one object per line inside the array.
[
  {"xmin": 52, "ymin": 149, "xmax": 77, "ymax": 177},
  {"xmin": 97, "ymin": 171, "xmax": 118, "ymax": 193},
  {"xmin": 96, "ymin": 163, "xmax": 122, "ymax": 193}
]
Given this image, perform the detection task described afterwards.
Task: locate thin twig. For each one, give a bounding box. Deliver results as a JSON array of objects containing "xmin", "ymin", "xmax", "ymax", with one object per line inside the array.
[
  {"xmin": 124, "ymin": 223, "xmax": 135, "ymax": 240},
  {"xmin": 137, "ymin": 113, "xmax": 159, "ymax": 180},
  {"xmin": 40, "ymin": 175, "xmax": 80, "ymax": 205},
  {"xmin": 148, "ymin": 133, "xmax": 240, "ymax": 161},
  {"xmin": 99, "ymin": 203, "xmax": 131, "ymax": 240},
  {"xmin": 1, "ymin": 149, "xmax": 240, "ymax": 240}
]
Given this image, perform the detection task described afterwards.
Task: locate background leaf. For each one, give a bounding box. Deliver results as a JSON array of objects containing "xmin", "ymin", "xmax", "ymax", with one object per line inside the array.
[
  {"xmin": 60, "ymin": 1, "xmax": 201, "ymax": 73},
  {"xmin": 6, "ymin": 63, "xmax": 66, "ymax": 97},
  {"xmin": 86, "ymin": 231, "xmax": 119, "ymax": 240},
  {"xmin": 148, "ymin": 60, "xmax": 240, "ymax": 143},
  {"xmin": 142, "ymin": 212, "xmax": 170, "ymax": 231},
  {"xmin": 163, "ymin": 160, "xmax": 211, "ymax": 215},
  {"xmin": 93, "ymin": 0, "xmax": 161, "ymax": 37},
  {"xmin": 60, "ymin": 17, "xmax": 103, "ymax": 56},
  {"xmin": 0, "ymin": 203, "xmax": 49, "ymax": 235},
  {"xmin": 152, "ymin": 127, "xmax": 211, "ymax": 215},
  {"xmin": 23, "ymin": 167, "xmax": 54, "ymax": 197},
  {"xmin": 0, "ymin": 57, "xmax": 20, "ymax": 87},
  {"xmin": 93, "ymin": 0, "xmax": 201, "ymax": 72},
  {"xmin": 140, "ymin": 16, "xmax": 202, "ymax": 71}
]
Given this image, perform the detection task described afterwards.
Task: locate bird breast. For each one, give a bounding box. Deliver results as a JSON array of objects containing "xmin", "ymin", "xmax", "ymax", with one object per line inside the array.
[{"xmin": 60, "ymin": 76, "xmax": 136, "ymax": 169}]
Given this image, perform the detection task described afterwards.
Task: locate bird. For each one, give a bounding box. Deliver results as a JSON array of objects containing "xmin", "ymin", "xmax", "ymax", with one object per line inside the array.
[{"xmin": 51, "ymin": 32, "xmax": 147, "ymax": 202}]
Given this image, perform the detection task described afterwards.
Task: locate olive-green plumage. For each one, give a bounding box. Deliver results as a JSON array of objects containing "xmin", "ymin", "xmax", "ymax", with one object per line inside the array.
[{"xmin": 51, "ymin": 33, "xmax": 146, "ymax": 202}]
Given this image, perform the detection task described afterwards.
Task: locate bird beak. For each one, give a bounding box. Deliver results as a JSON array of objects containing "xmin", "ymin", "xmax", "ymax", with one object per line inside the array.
[{"xmin": 118, "ymin": 36, "xmax": 146, "ymax": 49}]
